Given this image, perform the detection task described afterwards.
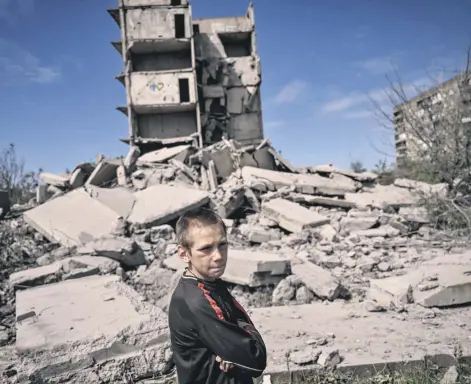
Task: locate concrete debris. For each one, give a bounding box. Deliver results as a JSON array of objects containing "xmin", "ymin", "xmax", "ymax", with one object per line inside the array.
[
  {"xmin": 165, "ymin": 248, "xmax": 290, "ymax": 287},
  {"xmin": 15, "ymin": 275, "xmax": 171, "ymax": 381},
  {"xmin": 2, "ymin": 137, "xmax": 470, "ymax": 382},
  {"xmin": 369, "ymin": 252, "xmax": 471, "ymax": 308},
  {"xmin": 290, "ymin": 258, "xmax": 341, "ymax": 301},
  {"xmin": 262, "ymin": 198, "xmax": 330, "ymax": 233}
]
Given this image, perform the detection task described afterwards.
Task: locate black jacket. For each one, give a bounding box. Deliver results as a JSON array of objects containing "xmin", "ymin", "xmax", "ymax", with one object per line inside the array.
[{"xmin": 168, "ymin": 272, "xmax": 267, "ymax": 384}]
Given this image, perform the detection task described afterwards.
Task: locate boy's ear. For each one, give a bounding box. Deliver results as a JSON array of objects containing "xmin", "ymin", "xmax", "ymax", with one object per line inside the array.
[{"xmin": 178, "ymin": 245, "xmax": 190, "ymax": 263}]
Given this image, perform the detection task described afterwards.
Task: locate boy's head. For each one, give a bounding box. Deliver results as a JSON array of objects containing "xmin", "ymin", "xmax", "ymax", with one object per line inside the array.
[{"xmin": 176, "ymin": 208, "xmax": 228, "ymax": 281}]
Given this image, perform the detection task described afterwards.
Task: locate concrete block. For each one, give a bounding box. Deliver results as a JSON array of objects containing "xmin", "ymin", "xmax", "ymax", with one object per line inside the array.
[
  {"xmin": 16, "ymin": 275, "xmax": 169, "ymax": 379},
  {"xmin": 23, "ymin": 189, "xmax": 123, "ymax": 247},
  {"xmin": 262, "ymin": 198, "xmax": 330, "ymax": 233},
  {"xmin": 312, "ymin": 164, "xmax": 378, "ymax": 182},
  {"xmin": 116, "ymin": 165, "xmax": 128, "ymax": 187},
  {"xmin": 9, "ymin": 263, "xmax": 62, "ymax": 289},
  {"xmin": 128, "ymin": 185, "xmax": 209, "ymax": 229},
  {"xmin": 290, "ymin": 194, "xmax": 356, "ymax": 209},
  {"xmin": 36, "ymin": 184, "xmax": 48, "ymax": 204},
  {"xmin": 413, "ymin": 265, "xmax": 471, "ymax": 308},
  {"xmin": 339, "ymin": 216, "xmax": 378, "ymax": 233},
  {"xmin": 345, "ymin": 185, "xmax": 416, "ymax": 209},
  {"xmin": 207, "ymin": 160, "xmax": 218, "ymax": 191},
  {"xmin": 85, "ymin": 159, "xmax": 122, "ymax": 187},
  {"xmin": 138, "ymin": 145, "xmax": 190, "ymax": 164},
  {"xmin": 69, "ymin": 168, "xmax": 87, "ymax": 189},
  {"xmin": 164, "ymin": 249, "xmax": 290, "ymax": 287},
  {"xmin": 368, "ymin": 275, "xmax": 414, "ymax": 307},
  {"xmin": 85, "ymin": 186, "xmax": 136, "ymax": 219},
  {"xmin": 242, "ymin": 167, "xmax": 357, "ymax": 196},
  {"xmin": 62, "ymin": 256, "xmax": 119, "ymax": 274},
  {"xmin": 78, "ymin": 237, "xmax": 146, "ymax": 267},
  {"xmin": 209, "ymin": 147, "xmax": 234, "ymax": 178},
  {"xmin": 39, "ymin": 173, "xmax": 69, "ymax": 188},
  {"xmin": 291, "ymin": 258, "xmax": 341, "ymax": 300},
  {"xmin": 351, "ymin": 225, "xmax": 400, "ymax": 238}
]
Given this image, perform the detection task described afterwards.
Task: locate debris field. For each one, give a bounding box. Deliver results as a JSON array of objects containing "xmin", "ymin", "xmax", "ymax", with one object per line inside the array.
[{"xmin": 1, "ymin": 139, "xmax": 471, "ymax": 383}]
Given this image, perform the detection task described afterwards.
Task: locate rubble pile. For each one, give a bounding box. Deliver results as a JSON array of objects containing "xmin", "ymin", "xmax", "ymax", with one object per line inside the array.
[{"xmin": 2, "ymin": 138, "xmax": 471, "ymax": 382}]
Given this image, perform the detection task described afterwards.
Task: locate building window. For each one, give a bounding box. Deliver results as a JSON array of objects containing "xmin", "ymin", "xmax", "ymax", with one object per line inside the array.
[
  {"xmin": 179, "ymin": 78, "xmax": 190, "ymax": 103},
  {"xmin": 174, "ymin": 14, "xmax": 186, "ymax": 38}
]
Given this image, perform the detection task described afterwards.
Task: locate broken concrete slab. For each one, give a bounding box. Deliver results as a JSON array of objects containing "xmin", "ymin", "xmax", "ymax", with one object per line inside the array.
[
  {"xmin": 77, "ymin": 237, "xmax": 146, "ymax": 267},
  {"xmin": 399, "ymin": 206, "xmax": 430, "ymax": 224},
  {"xmin": 69, "ymin": 168, "xmax": 87, "ymax": 189},
  {"xmin": 368, "ymin": 275, "xmax": 414, "ymax": 308},
  {"xmin": 262, "ymin": 198, "xmax": 330, "ymax": 233},
  {"xmin": 240, "ymin": 224, "xmax": 281, "ymax": 244},
  {"xmin": 208, "ymin": 147, "xmax": 235, "ymax": 178},
  {"xmin": 339, "ymin": 216, "xmax": 378, "ymax": 233},
  {"xmin": 9, "ymin": 262, "xmax": 62, "ymax": 289},
  {"xmin": 351, "ymin": 225, "xmax": 400, "ymax": 238},
  {"xmin": 311, "ymin": 165, "xmax": 378, "ymax": 182},
  {"xmin": 23, "ymin": 189, "xmax": 123, "ymax": 247},
  {"xmin": 62, "ymin": 266, "xmax": 100, "ymax": 280},
  {"xmin": 85, "ymin": 185, "xmax": 136, "ymax": 219},
  {"xmin": 215, "ymin": 187, "xmax": 245, "ymax": 218},
  {"xmin": 39, "ymin": 172, "xmax": 69, "ymax": 188},
  {"xmin": 345, "ymin": 184, "xmax": 416, "ymax": 209},
  {"xmin": 413, "ymin": 264, "xmax": 471, "ymax": 308},
  {"xmin": 164, "ymin": 249, "xmax": 290, "ymax": 287},
  {"xmin": 61, "ymin": 256, "xmax": 119, "ymax": 274},
  {"xmin": 290, "ymin": 258, "xmax": 341, "ymax": 301},
  {"xmin": 137, "ymin": 145, "xmax": 190, "ymax": 165},
  {"xmin": 85, "ymin": 158, "xmax": 122, "ymax": 187},
  {"xmin": 368, "ymin": 261, "xmax": 471, "ymax": 308},
  {"xmin": 289, "ymin": 194, "xmax": 356, "ymax": 209},
  {"xmin": 394, "ymin": 178, "xmax": 448, "ymax": 198},
  {"xmin": 15, "ymin": 275, "xmax": 170, "ymax": 380},
  {"xmin": 242, "ymin": 167, "xmax": 357, "ymax": 196},
  {"xmin": 36, "ymin": 184, "xmax": 48, "ymax": 204},
  {"xmin": 128, "ymin": 185, "xmax": 209, "ymax": 229}
]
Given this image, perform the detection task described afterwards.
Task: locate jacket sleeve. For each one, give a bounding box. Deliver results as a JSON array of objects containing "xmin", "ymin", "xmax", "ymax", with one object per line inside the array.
[{"xmin": 191, "ymin": 292, "xmax": 267, "ymax": 377}]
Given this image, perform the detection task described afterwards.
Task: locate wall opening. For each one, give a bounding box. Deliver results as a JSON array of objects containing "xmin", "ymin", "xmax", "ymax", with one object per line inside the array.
[
  {"xmin": 171, "ymin": 0, "xmax": 181, "ymax": 5},
  {"xmin": 179, "ymin": 78, "xmax": 190, "ymax": 103},
  {"xmin": 132, "ymin": 51, "xmax": 192, "ymax": 71},
  {"xmin": 193, "ymin": 24, "xmax": 200, "ymax": 35},
  {"xmin": 219, "ymin": 33, "xmax": 252, "ymax": 57},
  {"xmin": 174, "ymin": 14, "xmax": 186, "ymax": 38}
]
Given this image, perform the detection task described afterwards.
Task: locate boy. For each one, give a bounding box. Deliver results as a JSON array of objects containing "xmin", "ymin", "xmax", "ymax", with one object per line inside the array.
[{"xmin": 168, "ymin": 208, "xmax": 267, "ymax": 384}]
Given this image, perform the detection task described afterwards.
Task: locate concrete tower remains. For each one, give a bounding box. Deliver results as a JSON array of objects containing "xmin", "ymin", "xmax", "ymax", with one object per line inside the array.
[{"xmin": 108, "ymin": 0, "xmax": 264, "ymax": 152}]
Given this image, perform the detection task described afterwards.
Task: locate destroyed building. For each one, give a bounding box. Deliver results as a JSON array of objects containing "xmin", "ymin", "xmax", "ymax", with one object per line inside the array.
[
  {"xmin": 3, "ymin": 2, "xmax": 471, "ymax": 383},
  {"xmin": 108, "ymin": 0, "xmax": 263, "ymax": 152}
]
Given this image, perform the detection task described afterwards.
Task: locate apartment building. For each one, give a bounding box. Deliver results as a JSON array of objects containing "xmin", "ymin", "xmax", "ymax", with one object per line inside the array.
[
  {"xmin": 108, "ymin": 0, "xmax": 264, "ymax": 151},
  {"xmin": 394, "ymin": 73, "xmax": 471, "ymax": 166}
]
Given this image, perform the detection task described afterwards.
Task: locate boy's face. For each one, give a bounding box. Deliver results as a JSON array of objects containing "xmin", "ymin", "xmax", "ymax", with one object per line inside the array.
[{"xmin": 178, "ymin": 224, "xmax": 228, "ymax": 281}]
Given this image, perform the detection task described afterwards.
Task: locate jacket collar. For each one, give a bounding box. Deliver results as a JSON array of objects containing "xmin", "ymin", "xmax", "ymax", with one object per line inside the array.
[{"xmin": 181, "ymin": 268, "xmax": 223, "ymax": 289}]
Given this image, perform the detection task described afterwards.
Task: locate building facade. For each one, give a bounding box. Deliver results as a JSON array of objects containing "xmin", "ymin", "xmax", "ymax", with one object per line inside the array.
[
  {"xmin": 108, "ymin": 0, "xmax": 264, "ymax": 151},
  {"xmin": 394, "ymin": 74, "xmax": 471, "ymax": 166}
]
